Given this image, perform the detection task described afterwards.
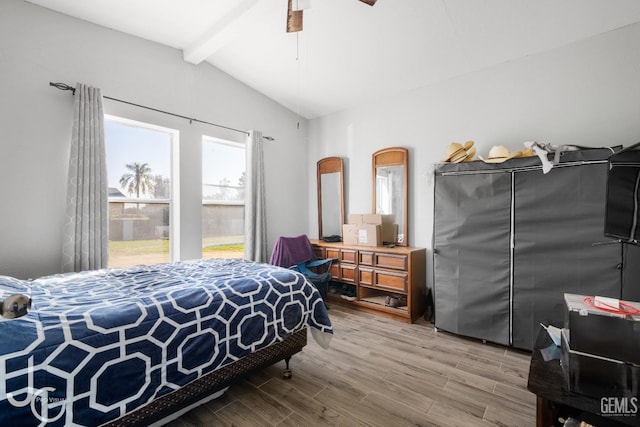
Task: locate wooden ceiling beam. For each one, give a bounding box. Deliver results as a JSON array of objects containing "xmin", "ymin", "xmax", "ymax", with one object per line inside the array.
[{"xmin": 183, "ymin": 0, "xmax": 268, "ymax": 64}]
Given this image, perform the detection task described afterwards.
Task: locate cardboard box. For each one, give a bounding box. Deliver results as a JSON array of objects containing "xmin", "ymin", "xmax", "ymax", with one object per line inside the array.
[
  {"xmin": 342, "ymin": 223, "xmax": 382, "ymax": 247},
  {"xmin": 342, "ymin": 224, "xmax": 359, "ymax": 245},
  {"xmin": 347, "ymin": 213, "xmax": 396, "ymax": 244},
  {"xmin": 357, "ymin": 224, "xmax": 382, "ymax": 247},
  {"xmin": 346, "ymin": 213, "xmax": 359, "ymax": 224},
  {"xmin": 347, "ymin": 213, "xmax": 382, "ymax": 225}
]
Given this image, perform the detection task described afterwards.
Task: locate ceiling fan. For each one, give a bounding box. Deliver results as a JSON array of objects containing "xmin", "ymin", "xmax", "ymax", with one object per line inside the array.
[{"xmin": 287, "ymin": 0, "xmax": 377, "ymax": 33}]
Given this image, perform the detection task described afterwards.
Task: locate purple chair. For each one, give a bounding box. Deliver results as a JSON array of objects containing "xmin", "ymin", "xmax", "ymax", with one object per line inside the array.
[{"xmin": 269, "ymin": 234, "xmax": 335, "ymax": 300}]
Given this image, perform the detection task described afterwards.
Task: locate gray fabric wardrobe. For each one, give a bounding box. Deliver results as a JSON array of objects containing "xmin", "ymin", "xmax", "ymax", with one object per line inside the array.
[{"xmin": 433, "ymin": 147, "xmax": 640, "ymax": 350}]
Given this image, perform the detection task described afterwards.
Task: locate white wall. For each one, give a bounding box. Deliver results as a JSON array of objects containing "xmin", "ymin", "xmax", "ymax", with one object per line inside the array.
[
  {"xmin": 308, "ymin": 22, "xmax": 640, "ymax": 289},
  {"xmin": 3, "ymin": 1, "xmax": 639, "ymax": 283},
  {"xmin": 0, "ymin": 0, "xmax": 309, "ymax": 279}
]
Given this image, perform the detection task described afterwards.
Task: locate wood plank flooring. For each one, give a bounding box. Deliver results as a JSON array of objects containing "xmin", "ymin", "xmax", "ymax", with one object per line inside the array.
[{"xmin": 165, "ymin": 305, "xmax": 536, "ymax": 426}]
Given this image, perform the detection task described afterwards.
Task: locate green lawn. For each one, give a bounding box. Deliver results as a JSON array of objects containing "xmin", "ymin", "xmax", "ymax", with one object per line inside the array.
[
  {"xmin": 203, "ymin": 243, "xmax": 244, "ymax": 253},
  {"xmin": 109, "ymin": 239, "xmax": 169, "ymax": 255},
  {"xmin": 109, "ymin": 239, "xmax": 244, "ymax": 255}
]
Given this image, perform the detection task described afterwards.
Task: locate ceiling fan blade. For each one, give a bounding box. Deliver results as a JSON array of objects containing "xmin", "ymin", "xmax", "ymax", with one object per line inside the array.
[
  {"xmin": 359, "ymin": 0, "xmax": 377, "ymax": 5},
  {"xmin": 287, "ymin": 0, "xmax": 303, "ymax": 32}
]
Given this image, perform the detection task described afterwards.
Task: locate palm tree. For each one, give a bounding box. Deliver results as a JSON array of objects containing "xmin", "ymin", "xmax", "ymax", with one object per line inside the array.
[
  {"xmin": 151, "ymin": 174, "xmax": 170, "ymax": 199},
  {"xmin": 119, "ymin": 162, "xmax": 154, "ymax": 204}
]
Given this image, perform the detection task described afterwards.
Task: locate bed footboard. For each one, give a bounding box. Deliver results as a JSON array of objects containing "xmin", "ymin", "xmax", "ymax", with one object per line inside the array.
[{"xmin": 102, "ymin": 327, "xmax": 308, "ymax": 427}]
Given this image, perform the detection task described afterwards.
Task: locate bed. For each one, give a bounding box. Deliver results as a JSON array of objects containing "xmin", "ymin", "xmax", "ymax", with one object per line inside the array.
[{"xmin": 0, "ymin": 258, "xmax": 333, "ymax": 426}]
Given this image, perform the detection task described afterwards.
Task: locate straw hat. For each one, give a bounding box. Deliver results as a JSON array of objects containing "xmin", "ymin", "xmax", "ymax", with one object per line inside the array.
[
  {"xmin": 479, "ymin": 145, "xmax": 520, "ymax": 163},
  {"xmin": 441, "ymin": 142, "xmax": 465, "ymax": 162},
  {"xmin": 462, "ymin": 142, "xmax": 476, "ymax": 162},
  {"xmin": 518, "ymin": 147, "xmax": 535, "ymax": 157},
  {"xmin": 441, "ymin": 140, "xmax": 476, "ymax": 163}
]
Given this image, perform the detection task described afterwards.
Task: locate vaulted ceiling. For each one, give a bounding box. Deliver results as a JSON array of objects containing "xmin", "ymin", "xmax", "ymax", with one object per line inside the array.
[{"xmin": 25, "ymin": 0, "xmax": 640, "ymax": 119}]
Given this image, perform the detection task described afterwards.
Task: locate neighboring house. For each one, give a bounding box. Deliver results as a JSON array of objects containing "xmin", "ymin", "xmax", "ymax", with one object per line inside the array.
[{"xmin": 108, "ymin": 187, "xmax": 127, "ymax": 218}]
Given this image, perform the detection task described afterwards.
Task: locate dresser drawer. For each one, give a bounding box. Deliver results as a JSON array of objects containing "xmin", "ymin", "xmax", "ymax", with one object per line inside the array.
[
  {"xmin": 358, "ymin": 267, "xmax": 373, "ymax": 285},
  {"xmin": 329, "ymin": 263, "xmax": 340, "ymax": 280},
  {"xmin": 375, "ymin": 270, "xmax": 408, "ymax": 292},
  {"xmin": 375, "ymin": 253, "xmax": 407, "ymax": 271},
  {"xmin": 326, "ymin": 248, "xmax": 340, "ymax": 260},
  {"xmin": 359, "ymin": 251, "xmax": 374, "ymax": 266},
  {"xmin": 340, "ymin": 264, "xmax": 357, "ymax": 283},
  {"xmin": 340, "ymin": 249, "xmax": 357, "ymax": 264}
]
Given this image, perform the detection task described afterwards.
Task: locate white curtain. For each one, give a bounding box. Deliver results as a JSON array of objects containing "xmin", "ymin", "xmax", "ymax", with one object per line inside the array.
[
  {"xmin": 244, "ymin": 130, "xmax": 268, "ymax": 262},
  {"xmin": 62, "ymin": 83, "xmax": 108, "ymax": 272}
]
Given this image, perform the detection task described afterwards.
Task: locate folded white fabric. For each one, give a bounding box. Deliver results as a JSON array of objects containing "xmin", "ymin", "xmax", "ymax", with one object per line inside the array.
[{"xmin": 524, "ymin": 141, "xmax": 554, "ymax": 174}]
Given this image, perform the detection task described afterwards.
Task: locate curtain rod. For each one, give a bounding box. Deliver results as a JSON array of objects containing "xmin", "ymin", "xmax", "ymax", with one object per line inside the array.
[{"xmin": 49, "ymin": 82, "xmax": 275, "ymax": 141}]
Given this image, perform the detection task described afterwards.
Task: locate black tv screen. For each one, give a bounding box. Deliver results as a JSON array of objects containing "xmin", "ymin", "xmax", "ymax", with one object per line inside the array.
[{"xmin": 605, "ymin": 145, "xmax": 640, "ymax": 244}]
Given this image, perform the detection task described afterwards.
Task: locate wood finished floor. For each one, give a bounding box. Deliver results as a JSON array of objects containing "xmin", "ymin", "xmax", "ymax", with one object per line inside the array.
[{"xmin": 165, "ymin": 305, "xmax": 536, "ymax": 426}]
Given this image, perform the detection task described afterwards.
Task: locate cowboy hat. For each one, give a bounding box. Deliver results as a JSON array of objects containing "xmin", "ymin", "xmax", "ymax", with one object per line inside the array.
[
  {"xmin": 441, "ymin": 142, "xmax": 465, "ymax": 162},
  {"xmin": 461, "ymin": 141, "xmax": 476, "ymax": 162},
  {"xmin": 479, "ymin": 145, "xmax": 520, "ymax": 163},
  {"xmin": 517, "ymin": 147, "xmax": 535, "ymax": 157},
  {"xmin": 441, "ymin": 140, "xmax": 476, "ymax": 163}
]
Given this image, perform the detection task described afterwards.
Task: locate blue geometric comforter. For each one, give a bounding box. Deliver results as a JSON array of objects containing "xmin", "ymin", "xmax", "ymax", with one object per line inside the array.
[{"xmin": 0, "ymin": 258, "xmax": 332, "ymax": 426}]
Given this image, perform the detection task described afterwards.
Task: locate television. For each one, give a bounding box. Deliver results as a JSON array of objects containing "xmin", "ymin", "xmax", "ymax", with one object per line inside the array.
[{"xmin": 604, "ymin": 143, "xmax": 640, "ymax": 244}]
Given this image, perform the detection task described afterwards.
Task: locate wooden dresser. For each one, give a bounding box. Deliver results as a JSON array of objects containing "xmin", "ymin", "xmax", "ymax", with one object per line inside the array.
[{"xmin": 310, "ymin": 239, "xmax": 426, "ymax": 323}]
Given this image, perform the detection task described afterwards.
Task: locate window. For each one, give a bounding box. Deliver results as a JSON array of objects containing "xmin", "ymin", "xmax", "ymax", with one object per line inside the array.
[
  {"xmin": 202, "ymin": 136, "xmax": 245, "ymax": 259},
  {"xmin": 105, "ymin": 116, "xmax": 179, "ymax": 268}
]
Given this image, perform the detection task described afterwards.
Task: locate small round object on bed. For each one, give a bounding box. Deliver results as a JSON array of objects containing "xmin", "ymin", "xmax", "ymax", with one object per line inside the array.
[{"xmin": 0, "ymin": 294, "xmax": 31, "ymax": 319}]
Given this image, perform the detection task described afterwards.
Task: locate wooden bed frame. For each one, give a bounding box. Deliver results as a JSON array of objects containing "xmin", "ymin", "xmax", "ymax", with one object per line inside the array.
[{"xmin": 103, "ymin": 327, "xmax": 308, "ymax": 426}]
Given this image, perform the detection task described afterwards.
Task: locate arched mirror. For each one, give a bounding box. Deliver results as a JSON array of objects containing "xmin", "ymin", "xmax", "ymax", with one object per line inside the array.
[
  {"xmin": 317, "ymin": 157, "xmax": 345, "ymax": 240},
  {"xmin": 372, "ymin": 147, "xmax": 408, "ymax": 246}
]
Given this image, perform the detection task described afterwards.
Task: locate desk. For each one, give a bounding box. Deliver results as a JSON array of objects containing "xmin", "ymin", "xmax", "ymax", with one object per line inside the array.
[{"xmin": 527, "ymin": 329, "xmax": 639, "ymax": 427}]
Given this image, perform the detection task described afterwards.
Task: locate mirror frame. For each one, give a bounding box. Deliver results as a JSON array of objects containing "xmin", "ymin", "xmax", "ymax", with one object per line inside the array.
[
  {"xmin": 372, "ymin": 147, "xmax": 408, "ymax": 246},
  {"xmin": 317, "ymin": 157, "xmax": 345, "ymax": 240}
]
